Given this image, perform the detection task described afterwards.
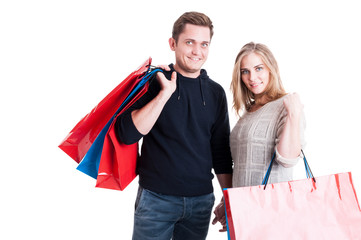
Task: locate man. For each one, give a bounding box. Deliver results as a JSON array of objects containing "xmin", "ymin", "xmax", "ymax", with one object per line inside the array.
[{"xmin": 116, "ymin": 11, "xmax": 232, "ymax": 240}]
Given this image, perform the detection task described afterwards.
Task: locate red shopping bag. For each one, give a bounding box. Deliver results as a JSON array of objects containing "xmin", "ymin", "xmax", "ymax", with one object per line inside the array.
[
  {"xmin": 75, "ymin": 66, "xmax": 162, "ymax": 181},
  {"xmin": 59, "ymin": 58, "xmax": 152, "ymax": 163},
  {"xmin": 95, "ymin": 120, "xmax": 138, "ymax": 191},
  {"xmin": 94, "ymin": 67, "xmax": 162, "ymax": 191},
  {"xmin": 224, "ymin": 171, "xmax": 361, "ymax": 239},
  {"xmin": 94, "ymin": 81, "xmax": 149, "ymax": 191}
]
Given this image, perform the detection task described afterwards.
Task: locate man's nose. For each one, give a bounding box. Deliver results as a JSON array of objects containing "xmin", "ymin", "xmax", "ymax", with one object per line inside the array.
[{"xmin": 192, "ymin": 44, "xmax": 201, "ymax": 55}]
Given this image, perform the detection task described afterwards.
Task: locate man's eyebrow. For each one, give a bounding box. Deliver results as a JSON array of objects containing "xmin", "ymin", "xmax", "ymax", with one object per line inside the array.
[{"xmin": 184, "ymin": 38, "xmax": 210, "ymax": 43}]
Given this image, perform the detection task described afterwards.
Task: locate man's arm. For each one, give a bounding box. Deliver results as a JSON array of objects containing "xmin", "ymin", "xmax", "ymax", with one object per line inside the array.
[
  {"xmin": 131, "ymin": 67, "xmax": 177, "ymax": 135},
  {"xmin": 216, "ymin": 173, "xmax": 232, "ymax": 190}
]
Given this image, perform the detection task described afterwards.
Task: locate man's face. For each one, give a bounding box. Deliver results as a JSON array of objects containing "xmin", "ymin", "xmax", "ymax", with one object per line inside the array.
[{"xmin": 169, "ymin": 24, "xmax": 211, "ymax": 78}]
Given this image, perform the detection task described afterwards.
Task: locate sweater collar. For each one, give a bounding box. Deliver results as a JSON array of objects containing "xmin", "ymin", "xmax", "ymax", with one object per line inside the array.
[{"xmin": 168, "ymin": 64, "xmax": 207, "ymax": 106}]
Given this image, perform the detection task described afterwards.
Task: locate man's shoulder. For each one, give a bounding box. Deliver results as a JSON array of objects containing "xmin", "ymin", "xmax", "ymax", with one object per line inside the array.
[{"xmin": 204, "ymin": 76, "xmax": 226, "ymax": 96}]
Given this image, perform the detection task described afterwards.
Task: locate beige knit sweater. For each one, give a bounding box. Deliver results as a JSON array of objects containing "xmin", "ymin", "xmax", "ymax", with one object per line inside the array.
[{"xmin": 230, "ymin": 96, "xmax": 306, "ymax": 188}]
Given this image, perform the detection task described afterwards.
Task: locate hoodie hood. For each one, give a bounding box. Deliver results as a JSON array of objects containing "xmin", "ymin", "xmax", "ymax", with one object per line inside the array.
[{"xmin": 169, "ymin": 64, "xmax": 208, "ymax": 106}]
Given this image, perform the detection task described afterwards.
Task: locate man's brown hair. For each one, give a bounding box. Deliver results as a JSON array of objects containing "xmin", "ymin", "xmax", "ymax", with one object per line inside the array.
[{"xmin": 172, "ymin": 11, "xmax": 214, "ymax": 43}]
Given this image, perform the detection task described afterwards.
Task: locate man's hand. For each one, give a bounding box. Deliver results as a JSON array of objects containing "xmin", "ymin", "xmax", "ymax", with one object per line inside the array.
[
  {"xmin": 156, "ymin": 65, "xmax": 177, "ymax": 99},
  {"xmin": 131, "ymin": 65, "xmax": 176, "ymax": 135},
  {"xmin": 212, "ymin": 200, "xmax": 227, "ymax": 232}
]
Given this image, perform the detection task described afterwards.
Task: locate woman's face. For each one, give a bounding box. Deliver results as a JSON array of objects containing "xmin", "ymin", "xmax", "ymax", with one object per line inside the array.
[{"xmin": 240, "ymin": 52, "xmax": 270, "ymax": 97}]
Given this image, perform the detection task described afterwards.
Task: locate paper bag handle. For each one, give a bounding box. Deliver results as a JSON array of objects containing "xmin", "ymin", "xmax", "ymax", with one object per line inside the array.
[{"xmin": 262, "ymin": 150, "xmax": 316, "ymax": 190}]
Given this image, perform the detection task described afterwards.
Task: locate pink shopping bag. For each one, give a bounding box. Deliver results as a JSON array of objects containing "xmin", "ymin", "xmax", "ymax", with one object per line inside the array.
[{"xmin": 224, "ymin": 172, "xmax": 361, "ymax": 239}]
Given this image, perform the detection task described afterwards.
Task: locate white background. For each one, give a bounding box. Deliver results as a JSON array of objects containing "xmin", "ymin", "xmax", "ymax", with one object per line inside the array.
[{"xmin": 1, "ymin": 0, "xmax": 360, "ymax": 239}]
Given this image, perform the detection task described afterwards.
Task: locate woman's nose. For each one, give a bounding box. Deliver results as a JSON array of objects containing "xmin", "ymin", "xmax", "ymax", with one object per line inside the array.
[{"xmin": 249, "ymin": 71, "xmax": 256, "ymax": 81}]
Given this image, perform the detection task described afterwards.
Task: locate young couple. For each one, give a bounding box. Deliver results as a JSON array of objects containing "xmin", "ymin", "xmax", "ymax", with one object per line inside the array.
[{"xmin": 116, "ymin": 11, "xmax": 305, "ymax": 240}]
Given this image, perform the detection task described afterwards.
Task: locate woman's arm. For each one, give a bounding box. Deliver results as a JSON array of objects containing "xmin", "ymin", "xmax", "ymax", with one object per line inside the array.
[{"xmin": 276, "ymin": 93, "xmax": 304, "ymax": 165}]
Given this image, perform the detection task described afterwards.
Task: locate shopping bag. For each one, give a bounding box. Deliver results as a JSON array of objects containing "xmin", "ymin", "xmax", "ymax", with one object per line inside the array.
[
  {"xmin": 94, "ymin": 67, "xmax": 162, "ymax": 190},
  {"xmin": 224, "ymin": 153, "xmax": 361, "ymax": 240},
  {"xmin": 76, "ymin": 67, "xmax": 162, "ymax": 180},
  {"xmin": 58, "ymin": 58, "xmax": 152, "ymax": 163},
  {"xmin": 95, "ymin": 116, "xmax": 138, "ymax": 191}
]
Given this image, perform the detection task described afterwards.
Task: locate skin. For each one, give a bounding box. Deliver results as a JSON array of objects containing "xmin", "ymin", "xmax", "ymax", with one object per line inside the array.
[
  {"xmin": 212, "ymin": 174, "xmax": 233, "ymax": 232},
  {"xmin": 169, "ymin": 24, "xmax": 211, "ymax": 78},
  {"xmin": 131, "ymin": 23, "xmax": 232, "ymax": 231},
  {"xmin": 277, "ymin": 93, "xmax": 303, "ymax": 159},
  {"xmin": 240, "ymin": 52, "xmax": 271, "ymax": 108}
]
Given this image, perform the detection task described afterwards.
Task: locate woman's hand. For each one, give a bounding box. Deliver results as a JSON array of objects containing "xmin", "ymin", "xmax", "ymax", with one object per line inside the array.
[{"xmin": 283, "ymin": 92, "xmax": 303, "ymax": 119}]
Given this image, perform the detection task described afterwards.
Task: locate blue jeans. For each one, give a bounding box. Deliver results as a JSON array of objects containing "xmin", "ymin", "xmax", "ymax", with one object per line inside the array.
[{"xmin": 132, "ymin": 187, "xmax": 215, "ymax": 240}]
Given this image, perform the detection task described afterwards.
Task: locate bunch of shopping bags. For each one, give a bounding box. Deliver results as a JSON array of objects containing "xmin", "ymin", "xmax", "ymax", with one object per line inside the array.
[
  {"xmin": 223, "ymin": 151, "xmax": 361, "ymax": 239},
  {"xmin": 59, "ymin": 58, "xmax": 161, "ymax": 190}
]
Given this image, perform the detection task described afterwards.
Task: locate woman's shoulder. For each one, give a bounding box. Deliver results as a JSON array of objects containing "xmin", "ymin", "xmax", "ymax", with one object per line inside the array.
[{"xmin": 263, "ymin": 94, "xmax": 288, "ymax": 111}]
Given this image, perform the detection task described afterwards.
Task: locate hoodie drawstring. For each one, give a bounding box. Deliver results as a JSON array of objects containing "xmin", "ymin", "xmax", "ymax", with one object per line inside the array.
[
  {"xmin": 199, "ymin": 77, "xmax": 206, "ymax": 106},
  {"xmin": 177, "ymin": 74, "xmax": 181, "ymax": 100},
  {"xmin": 173, "ymin": 68, "xmax": 206, "ymax": 106}
]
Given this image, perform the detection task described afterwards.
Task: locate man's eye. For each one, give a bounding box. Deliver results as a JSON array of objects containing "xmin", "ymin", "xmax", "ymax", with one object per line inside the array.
[
  {"xmin": 186, "ymin": 41, "xmax": 193, "ymax": 45},
  {"xmin": 202, "ymin": 43, "xmax": 209, "ymax": 47}
]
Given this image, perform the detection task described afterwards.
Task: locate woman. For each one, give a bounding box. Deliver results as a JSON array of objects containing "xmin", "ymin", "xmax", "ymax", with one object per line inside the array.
[
  {"xmin": 230, "ymin": 42, "xmax": 306, "ymax": 188},
  {"xmin": 212, "ymin": 42, "xmax": 306, "ymax": 232}
]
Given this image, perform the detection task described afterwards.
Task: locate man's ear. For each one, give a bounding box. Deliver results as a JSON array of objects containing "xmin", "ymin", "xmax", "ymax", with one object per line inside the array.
[{"xmin": 169, "ymin": 37, "xmax": 176, "ymax": 51}]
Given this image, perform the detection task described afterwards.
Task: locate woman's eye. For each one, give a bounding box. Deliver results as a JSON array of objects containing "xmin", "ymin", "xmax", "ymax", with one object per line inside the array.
[
  {"xmin": 256, "ymin": 67, "xmax": 263, "ymax": 71},
  {"xmin": 241, "ymin": 70, "xmax": 249, "ymax": 75}
]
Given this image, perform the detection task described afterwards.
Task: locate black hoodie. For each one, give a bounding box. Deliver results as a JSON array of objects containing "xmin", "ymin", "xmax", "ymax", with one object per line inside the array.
[{"xmin": 116, "ymin": 64, "xmax": 233, "ymax": 196}]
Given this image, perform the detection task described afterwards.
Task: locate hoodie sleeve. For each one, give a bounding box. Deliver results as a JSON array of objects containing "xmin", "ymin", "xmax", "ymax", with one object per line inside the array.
[
  {"xmin": 115, "ymin": 109, "xmax": 144, "ymax": 145},
  {"xmin": 211, "ymin": 89, "xmax": 233, "ymax": 174},
  {"xmin": 115, "ymin": 80, "xmax": 160, "ymax": 145}
]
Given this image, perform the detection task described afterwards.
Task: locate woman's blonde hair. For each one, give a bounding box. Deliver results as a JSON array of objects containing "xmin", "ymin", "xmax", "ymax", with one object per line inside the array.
[{"xmin": 231, "ymin": 42, "xmax": 286, "ymax": 116}]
